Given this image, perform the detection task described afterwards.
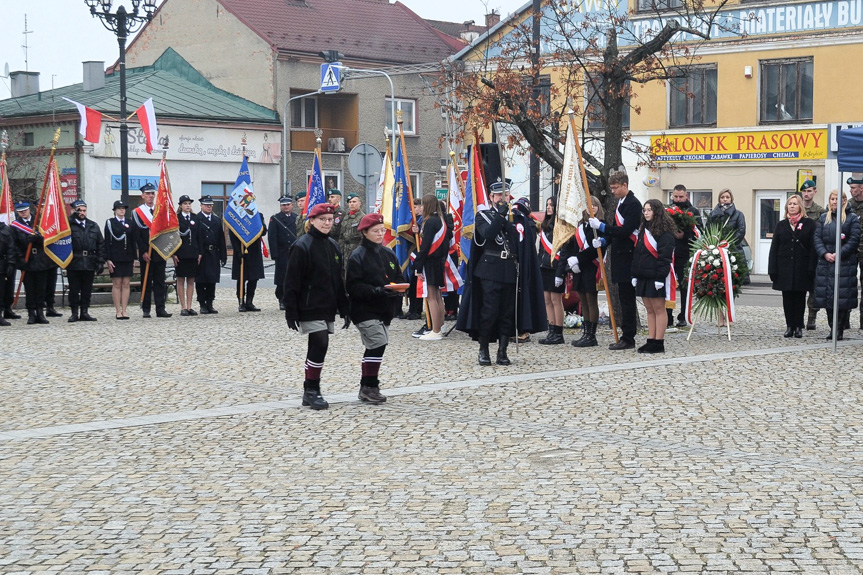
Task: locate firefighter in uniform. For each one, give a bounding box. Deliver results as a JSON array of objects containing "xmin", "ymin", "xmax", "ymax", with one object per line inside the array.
[
  {"xmin": 9, "ymin": 202, "xmax": 52, "ymax": 324},
  {"xmin": 133, "ymin": 182, "xmax": 171, "ymax": 318},
  {"xmin": 67, "ymin": 200, "xmax": 105, "ymax": 322},
  {"xmin": 195, "ymin": 195, "xmax": 227, "ymax": 314},
  {"xmin": 269, "ymin": 195, "xmax": 298, "ymax": 309}
]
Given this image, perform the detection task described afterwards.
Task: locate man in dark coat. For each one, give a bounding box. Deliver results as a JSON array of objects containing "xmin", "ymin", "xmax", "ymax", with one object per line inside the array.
[
  {"xmin": 195, "ymin": 195, "xmax": 227, "ymax": 314},
  {"xmin": 230, "ymin": 212, "xmax": 267, "ymax": 312},
  {"xmin": 589, "ymin": 171, "xmax": 643, "ymax": 350},
  {"xmin": 66, "ymin": 200, "xmax": 105, "ymax": 322},
  {"xmin": 132, "ymin": 182, "xmax": 171, "ymax": 318},
  {"xmin": 0, "ymin": 220, "xmax": 15, "ymax": 326},
  {"xmin": 456, "ymin": 185, "xmax": 547, "ymax": 366},
  {"xmin": 9, "ymin": 202, "xmax": 53, "ymax": 324},
  {"xmin": 269, "ymin": 195, "xmax": 297, "ymax": 310},
  {"xmin": 667, "ymin": 184, "xmax": 699, "ymax": 328}
]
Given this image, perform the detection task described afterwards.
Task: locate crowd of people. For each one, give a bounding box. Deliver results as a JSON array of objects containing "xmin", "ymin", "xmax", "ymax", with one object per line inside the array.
[{"xmin": 2, "ymin": 173, "xmax": 860, "ymax": 408}]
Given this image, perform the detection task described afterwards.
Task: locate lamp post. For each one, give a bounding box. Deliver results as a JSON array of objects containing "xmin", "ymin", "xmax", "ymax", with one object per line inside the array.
[{"xmin": 84, "ymin": 0, "xmax": 157, "ymax": 206}]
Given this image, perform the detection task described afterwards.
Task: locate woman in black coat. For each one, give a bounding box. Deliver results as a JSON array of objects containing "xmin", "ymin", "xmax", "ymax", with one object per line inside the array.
[
  {"xmin": 813, "ymin": 190, "xmax": 861, "ymax": 340},
  {"xmin": 173, "ymin": 195, "xmax": 200, "ymax": 316},
  {"xmin": 767, "ymin": 194, "xmax": 815, "ymax": 338},
  {"xmin": 104, "ymin": 200, "xmax": 137, "ymax": 320},
  {"xmin": 631, "ymin": 199, "xmax": 675, "ymax": 354},
  {"xmin": 538, "ymin": 196, "xmax": 565, "ymax": 345},
  {"xmin": 230, "ymin": 212, "xmax": 267, "ymax": 311},
  {"xmin": 283, "ymin": 203, "xmax": 350, "ymax": 410},
  {"xmin": 346, "ymin": 213, "xmax": 403, "ymax": 405},
  {"xmin": 557, "ymin": 196, "xmax": 605, "ymax": 348},
  {"xmin": 412, "ymin": 195, "xmax": 452, "ymax": 340},
  {"xmin": 708, "ymin": 188, "xmax": 747, "ymax": 247}
]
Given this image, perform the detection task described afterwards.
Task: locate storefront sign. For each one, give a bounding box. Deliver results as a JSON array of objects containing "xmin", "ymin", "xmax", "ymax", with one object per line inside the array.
[
  {"xmin": 650, "ymin": 129, "xmax": 828, "ymax": 162},
  {"xmin": 110, "ymin": 175, "xmax": 161, "ymax": 191}
]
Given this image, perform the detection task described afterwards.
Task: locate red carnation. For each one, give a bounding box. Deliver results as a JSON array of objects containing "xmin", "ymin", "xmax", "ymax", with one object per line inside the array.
[
  {"xmin": 707, "ymin": 291, "xmax": 714, "ymax": 296},
  {"xmin": 711, "ymin": 273, "xmax": 719, "ymax": 280},
  {"xmin": 704, "ymin": 264, "xmax": 711, "ymax": 271}
]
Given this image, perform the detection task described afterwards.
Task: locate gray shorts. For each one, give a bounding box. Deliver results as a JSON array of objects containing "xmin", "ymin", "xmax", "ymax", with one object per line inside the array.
[
  {"xmin": 299, "ymin": 320, "xmax": 335, "ymax": 335},
  {"xmin": 356, "ymin": 319, "xmax": 389, "ymax": 349}
]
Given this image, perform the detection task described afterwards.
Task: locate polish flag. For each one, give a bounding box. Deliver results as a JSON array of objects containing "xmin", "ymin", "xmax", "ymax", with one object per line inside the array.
[
  {"xmin": 136, "ymin": 98, "xmax": 158, "ymax": 154},
  {"xmin": 63, "ymin": 97, "xmax": 102, "ymax": 143}
]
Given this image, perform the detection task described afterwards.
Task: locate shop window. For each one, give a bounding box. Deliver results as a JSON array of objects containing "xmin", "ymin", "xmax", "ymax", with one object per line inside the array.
[
  {"xmin": 638, "ymin": 0, "xmax": 682, "ymax": 11},
  {"xmin": 668, "ymin": 188, "xmax": 713, "ymax": 222},
  {"xmin": 669, "ymin": 66, "xmax": 717, "ymax": 128},
  {"xmin": 386, "ymin": 98, "xmax": 417, "ymax": 135},
  {"xmin": 760, "ymin": 58, "xmax": 813, "ymax": 124},
  {"xmin": 586, "ymin": 78, "xmax": 631, "ymax": 131}
]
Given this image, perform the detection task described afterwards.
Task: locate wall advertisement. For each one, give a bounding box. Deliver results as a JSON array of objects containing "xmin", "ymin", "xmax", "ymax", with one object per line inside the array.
[{"xmin": 650, "ymin": 129, "xmax": 828, "ymax": 163}]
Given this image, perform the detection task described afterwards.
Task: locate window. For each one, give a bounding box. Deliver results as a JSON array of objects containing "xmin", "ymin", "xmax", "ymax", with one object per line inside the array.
[
  {"xmin": 586, "ymin": 78, "xmax": 631, "ymax": 130},
  {"xmin": 669, "ymin": 66, "xmax": 717, "ymax": 128},
  {"xmin": 22, "ymin": 132, "xmax": 34, "ymax": 146},
  {"xmin": 638, "ymin": 0, "xmax": 681, "ymax": 11},
  {"xmin": 667, "ymin": 188, "xmax": 712, "ymax": 222},
  {"xmin": 200, "ymin": 182, "xmax": 232, "ymax": 251},
  {"xmin": 760, "ymin": 58, "xmax": 813, "ymax": 123},
  {"xmin": 291, "ymin": 97, "xmax": 318, "ymax": 129},
  {"xmin": 386, "ymin": 98, "xmax": 417, "ymax": 135}
]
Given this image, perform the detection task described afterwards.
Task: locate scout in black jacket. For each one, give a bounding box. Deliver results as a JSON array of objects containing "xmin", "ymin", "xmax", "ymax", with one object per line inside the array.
[
  {"xmin": 630, "ymin": 199, "xmax": 675, "ymax": 354},
  {"xmin": 283, "ymin": 203, "xmax": 350, "ymax": 411},
  {"xmin": 345, "ymin": 213, "xmax": 403, "ymax": 405}
]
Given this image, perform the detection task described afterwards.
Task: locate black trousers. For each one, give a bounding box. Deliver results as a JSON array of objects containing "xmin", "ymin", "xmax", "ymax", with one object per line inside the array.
[
  {"xmin": 23, "ymin": 269, "xmax": 49, "ymax": 311},
  {"xmin": 68, "ymin": 270, "xmax": 96, "ymax": 309},
  {"xmin": 781, "ymin": 290, "xmax": 806, "ymax": 329},
  {"xmin": 476, "ymin": 277, "xmax": 516, "ymax": 339},
  {"xmin": 275, "ymin": 283, "xmax": 284, "ymax": 303},
  {"xmin": 140, "ymin": 257, "xmax": 167, "ymax": 311},
  {"xmin": 236, "ymin": 279, "xmax": 258, "ymax": 302},
  {"xmin": 196, "ymin": 282, "xmax": 216, "ymax": 305},
  {"xmin": 617, "ymin": 280, "xmax": 637, "ymax": 342},
  {"xmin": 445, "ymin": 291, "xmax": 459, "ymax": 313},
  {"xmin": 675, "ymin": 262, "xmax": 688, "ymax": 321},
  {"xmin": 44, "ymin": 267, "xmax": 58, "ymax": 307},
  {"xmin": 2, "ymin": 269, "xmax": 14, "ymax": 307}
]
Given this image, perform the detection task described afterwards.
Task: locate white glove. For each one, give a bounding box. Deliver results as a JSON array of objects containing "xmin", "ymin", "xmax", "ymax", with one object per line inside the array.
[
  {"xmin": 654, "ymin": 281, "xmax": 664, "ymax": 290},
  {"xmin": 567, "ymin": 256, "xmax": 579, "ymax": 271},
  {"xmin": 554, "ymin": 276, "xmax": 563, "ymax": 288},
  {"xmin": 591, "ymin": 238, "xmax": 603, "ymax": 249},
  {"xmin": 631, "ymin": 278, "xmax": 638, "ymax": 287},
  {"xmin": 588, "ymin": 217, "xmax": 602, "ymax": 230}
]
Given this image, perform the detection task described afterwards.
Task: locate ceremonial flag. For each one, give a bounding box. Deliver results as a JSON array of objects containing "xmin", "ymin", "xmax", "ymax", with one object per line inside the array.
[
  {"xmin": 149, "ymin": 158, "xmax": 182, "ymax": 259},
  {"xmin": 460, "ymin": 144, "xmax": 487, "ymax": 266},
  {"xmin": 63, "ymin": 97, "xmax": 102, "ymax": 144},
  {"xmin": 135, "ymin": 98, "xmax": 158, "ymax": 154},
  {"xmin": 392, "ymin": 137, "xmax": 416, "ymax": 271},
  {"xmin": 375, "ymin": 146, "xmax": 394, "ymax": 215},
  {"xmin": 0, "ymin": 154, "xmax": 12, "ymax": 225},
  {"xmin": 304, "ymin": 149, "xmax": 326, "ymax": 219},
  {"xmin": 447, "ymin": 157, "xmax": 463, "ymax": 257},
  {"xmin": 552, "ymin": 125, "xmax": 590, "ymax": 255},
  {"xmin": 225, "ymin": 156, "xmax": 265, "ymax": 247},
  {"xmin": 38, "ymin": 158, "xmax": 73, "ymax": 268}
]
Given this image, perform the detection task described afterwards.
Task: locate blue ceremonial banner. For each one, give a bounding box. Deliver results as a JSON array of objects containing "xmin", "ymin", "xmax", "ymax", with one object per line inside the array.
[
  {"xmin": 225, "ymin": 156, "xmax": 264, "ymax": 248},
  {"xmin": 392, "ymin": 138, "xmax": 416, "ymax": 271},
  {"xmin": 304, "ymin": 151, "xmax": 326, "ymax": 219}
]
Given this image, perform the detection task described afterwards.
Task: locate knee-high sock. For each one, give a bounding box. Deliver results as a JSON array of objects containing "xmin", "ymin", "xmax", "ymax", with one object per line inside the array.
[{"xmin": 361, "ymin": 345, "xmax": 386, "ymax": 379}]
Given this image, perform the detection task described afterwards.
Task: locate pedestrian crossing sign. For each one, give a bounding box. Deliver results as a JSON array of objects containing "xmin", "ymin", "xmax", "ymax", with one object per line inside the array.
[{"xmin": 320, "ymin": 63, "xmax": 341, "ymax": 93}]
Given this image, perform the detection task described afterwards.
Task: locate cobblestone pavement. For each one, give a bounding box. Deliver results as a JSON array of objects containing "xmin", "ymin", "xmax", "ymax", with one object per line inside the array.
[{"xmin": 2, "ymin": 288, "xmax": 863, "ymax": 574}]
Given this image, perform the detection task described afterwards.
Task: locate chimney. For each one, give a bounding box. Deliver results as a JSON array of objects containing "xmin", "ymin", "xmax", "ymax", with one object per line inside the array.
[
  {"xmin": 83, "ymin": 61, "xmax": 106, "ymax": 92},
  {"xmin": 485, "ymin": 10, "xmax": 500, "ymax": 28},
  {"xmin": 10, "ymin": 71, "xmax": 40, "ymax": 98}
]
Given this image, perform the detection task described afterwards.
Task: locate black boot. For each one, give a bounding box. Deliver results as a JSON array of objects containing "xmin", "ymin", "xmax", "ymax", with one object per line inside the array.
[
  {"xmin": 198, "ymin": 302, "xmax": 211, "ymax": 314},
  {"xmin": 45, "ymin": 305, "xmax": 62, "ymax": 317},
  {"xmin": 27, "ymin": 309, "xmax": 37, "ymax": 325},
  {"xmin": 575, "ymin": 321, "xmax": 598, "ymax": 347},
  {"xmin": 245, "ymin": 285, "xmax": 260, "ymax": 311},
  {"xmin": 496, "ymin": 336, "xmax": 511, "ymax": 366},
  {"xmin": 0, "ymin": 315, "xmax": 8, "ymax": 327},
  {"xmin": 68, "ymin": 307, "xmax": 79, "ymax": 323},
  {"xmin": 207, "ymin": 301, "xmax": 218, "ymax": 314},
  {"xmin": 539, "ymin": 325, "xmax": 564, "ymax": 345},
  {"xmin": 645, "ymin": 339, "xmax": 665, "ymax": 354},
  {"xmin": 79, "ymin": 308, "xmax": 97, "ymax": 321},
  {"xmin": 783, "ymin": 326, "xmax": 793, "ymax": 338},
  {"xmin": 537, "ymin": 326, "xmax": 554, "ymax": 345},
  {"xmin": 302, "ymin": 379, "xmax": 329, "ymax": 410},
  {"xmin": 478, "ymin": 336, "xmax": 491, "ymax": 366},
  {"xmin": 807, "ymin": 310, "xmax": 817, "ymax": 330},
  {"xmin": 4, "ymin": 306, "xmax": 21, "ymax": 319},
  {"xmin": 571, "ymin": 322, "xmax": 588, "ymax": 347},
  {"xmin": 238, "ymin": 299, "xmax": 247, "ymax": 312},
  {"xmin": 358, "ymin": 376, "xmax": 387, "ymax": 404},
  {"xmin": 35, "ymin": 308, "xmax": 50, "ymax": 324},
  {"xmin": 156, "ymin": 308, "xmax": 172, "ymax": 318},
  {"xmin": 637, "ymin": 338, "xmax": 655, "ymax": 353},
  {"xmin": 838, "ymin": 310, "xmax": 849, "ymax": 341},
  {"xmin": 244, "ymin": 299, "xmax": 261, "ymax": 312},
  {"xmin": 826, "ymin": 312, "xmax": 834, "ymax": 340}
]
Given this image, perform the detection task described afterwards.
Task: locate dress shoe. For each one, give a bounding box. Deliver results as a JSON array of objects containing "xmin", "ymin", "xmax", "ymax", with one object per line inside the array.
[
  {"xmin": 793, "ymin": 327, "xmax": 802, "ymax": 338},
  {"xmin": 644, "ymin": 339, "xmax": 665, "ymax": 354},
  {"xmin": 806, "ymin": 314, "xmax": 817, "ymax": 330},
  {"xmin": 27, "ymin": 310, "xmax": 37, "ymax": 325},
  {"xmin": 358, "ymin": 385, "xmax": 387, "ymax": 405},
  {"xmin": 783, "ymin": 327, "xmax": 794, "ymax": 338},
  {"xmin": 0, "ymin": 316, "xmax": 9, "ymax": 327},
  {"xmin": 404, "ymin": 312, "xmax": 422, "ymax": 320},
  {"xmin": 244, "ymin": 302, "xmax": 261, "ymax": 312},
  {"xmin": 207, "ymin": 304, "xmax": 219, "ymax": 314},
  {"xmin": 199, "ymin": 307, "xmax": 211, "ymax": 315},
  {"xmin": 79, "ymin": 310, "xmax": 96, "ymax": 321},
  {"xmin": 608, "ymin": 338, "xmax": 635, "ymax": 351},
  {"xmin": 636, "ymin": 338, "xmax": 654, "ymax": 353},
  {"xmin": 279, "ymin": 302, "xmax": 285, "ymax": 311},
  {"xmin": 4, "ymin": 307, "xmax": 21, "ymax": 320},
  {"xmin": 142, "ymin": 310, "xmax": 152, "ymax": 318},
  {"xmin": 676, "ymin": 319, "xmax": 688, "ymax": 328},
  {"xmin": 35, "ymin": 310, "xmax": 49, "ymax": 324},
  {"xmin": 238, "ymin": 303, "xmax": 248, "ymax": 312},
  {"xmin": 156, "ymin": 310, "xmax": 172, "ymax": 318},
  {"xmin": 302, "ymin": 390, "xmax": 329, "ymax": 410},
  {"xmin": 45, "ymin": 306, "xmax": 62, "ymax": 317},
  {"xmin": 444, "ymin": 311, "xmax": 457, "ymax": 321},
  {"xmin": 187, "ymin": 309, "xmax": 198, "ymax": 316},
  {"xmin": 68, "ymin": 309, "xmax": 79, "ymax": 323},
  {"xmin": 180, "ymin": 309, "xmax": 190, "ymax": 316}
]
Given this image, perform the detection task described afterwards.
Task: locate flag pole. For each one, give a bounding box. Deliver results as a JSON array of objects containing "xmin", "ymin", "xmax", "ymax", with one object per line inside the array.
[
  {"xmin": 397, "ymin": 112, "xmax": 428, "ymax": 328},
  {"xmin": 14, "ymin": 128, "xmax": 61, "ymax": 306},
  {"xmin": 565, "ymin": 111, "xmax": 618, "ymax": 343}
]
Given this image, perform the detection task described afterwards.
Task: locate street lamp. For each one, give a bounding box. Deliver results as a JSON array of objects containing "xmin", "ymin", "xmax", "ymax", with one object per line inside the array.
[{"xmin": 84, "ymin": 0, "xmax": 157, "ymax": 206}]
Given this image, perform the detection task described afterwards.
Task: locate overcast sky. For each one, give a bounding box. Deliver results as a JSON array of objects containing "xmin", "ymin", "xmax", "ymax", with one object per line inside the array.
[{"xmin": 0, "ymin": 0, "xmax": 527, "ymax": 100}]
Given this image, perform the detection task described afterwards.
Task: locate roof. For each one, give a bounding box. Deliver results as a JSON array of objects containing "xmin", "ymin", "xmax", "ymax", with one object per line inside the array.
[
  {"xmin": 425, "ymin": 19, "xmax": 488, "ymax": 41},
  {"xmin": 0, "ymin": 49, "xmax": 280, "ymax": 124},
  {"xmin": 216, "ymin": 0, "xmax": 465, "ymax": 64}
]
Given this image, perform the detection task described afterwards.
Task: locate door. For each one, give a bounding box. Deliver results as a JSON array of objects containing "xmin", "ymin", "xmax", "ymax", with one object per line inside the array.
[{"xmin": 754, "ymin": 190, "xmax": 789, "ymax": 274}]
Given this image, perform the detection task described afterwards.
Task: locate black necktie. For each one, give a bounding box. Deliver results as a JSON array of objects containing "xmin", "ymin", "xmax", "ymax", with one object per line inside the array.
[{"xmin": 149, "ymin": 208, "xmax": 154, "ymax": 215}]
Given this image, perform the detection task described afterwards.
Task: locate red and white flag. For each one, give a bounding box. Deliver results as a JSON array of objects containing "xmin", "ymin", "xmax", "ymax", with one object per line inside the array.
[
  {"xmin": 63, "ymin": 97, "xmax": 102, "ymax": 144},
  {"xmin": 136, "ymin": 98, "xmax": 158, "ymax": 154},
  {"xmin": 0, "ymin": 154, "xmax": 12, "ymax": 225}
]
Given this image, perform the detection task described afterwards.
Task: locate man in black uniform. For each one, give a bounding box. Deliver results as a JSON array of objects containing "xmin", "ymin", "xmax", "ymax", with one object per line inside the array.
[
  {"xmin": 589, "ymin": 170, "xmax": 643, "ymax": 350},
  {"xmin": 269, "ymin": 195, "xmax": 297, "ymax": 309},
  {"xmin": 0, "ymin": 218, "xmax": 14, "ymax": 326},
  {"xmin": 456, "ymin": 186, "xmax": 519, "ymax": 366},
  {"xmin": 195, "ymin": 195, "xmax": 227, "ymax": 314},
  {"xmin": 66, "ymin": 200, "xmax": 105, "ymax": 322},
  {"xmin": 132, "ymin": 182, "xmax": 171, "ymax": 318},
  {"xmin": 9, "ymin": 202, "xmax": 51, "ymax": 324}
]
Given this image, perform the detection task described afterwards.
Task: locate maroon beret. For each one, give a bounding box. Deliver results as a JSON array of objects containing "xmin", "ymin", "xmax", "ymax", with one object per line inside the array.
[
  {"xmin": 308, "ymin": 203, "xmax": 335, "ymax": 218},
  {"xmin": 357, "ymin": 213, "xmax": 384, "ymax": 232}
]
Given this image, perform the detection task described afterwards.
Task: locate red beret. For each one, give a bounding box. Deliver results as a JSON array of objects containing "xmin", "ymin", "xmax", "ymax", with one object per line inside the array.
[
  {"xmin": 357, "ymin": 213, "xmax": 384, "ymax": 232},
  {"xmin": 308, "ymin": 203, "xmax": 335, "ymax": 218}
]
